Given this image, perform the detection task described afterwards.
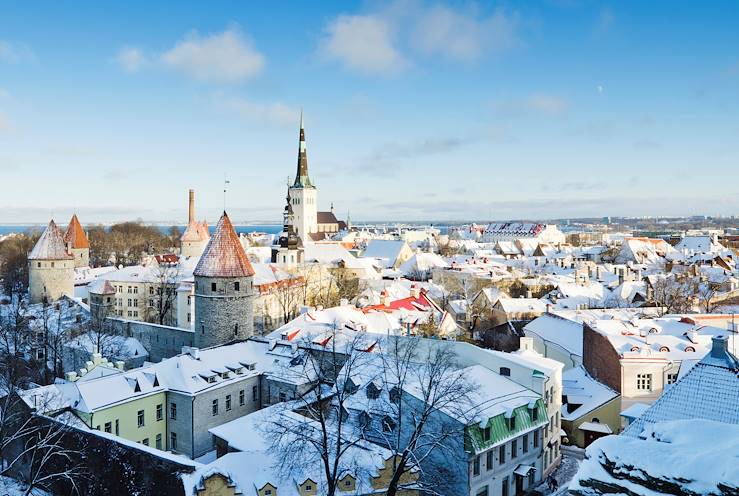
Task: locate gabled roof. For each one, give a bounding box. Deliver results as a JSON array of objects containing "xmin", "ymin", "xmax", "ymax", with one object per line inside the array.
[
  {"xmin": 63, "ymin": 214, "xmax": 89, "ymax": 249},
  {"xmin": 317, "ymin": 211, "xmax": 338, "ymax": 224},
  {"xmin": 194, "ymin": 212, "xmax": 255, "ymax": 278},
  {"xmin": 29, "ymin": 220, "xmax": 73, "ymax": 260}
]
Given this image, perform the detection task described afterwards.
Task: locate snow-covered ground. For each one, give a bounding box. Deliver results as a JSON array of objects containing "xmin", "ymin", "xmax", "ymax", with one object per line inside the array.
[
  {"xmin": 534, "ymin": 449, "xmax": 582, "ymax": 495},
  {"xmin": 0, "ymin": 476, "xmax": 52, "ymax": 495}
]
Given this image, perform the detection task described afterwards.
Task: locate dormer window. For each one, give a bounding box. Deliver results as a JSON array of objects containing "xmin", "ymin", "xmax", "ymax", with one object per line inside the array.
[
  {"xmin": 499, "ymin": 367, "xmax": 511, "ymax": 377},
  {"xmin": 366, "ymin": 382, "xmax": 381, "ymax": 400},
  {"xmin": 685, "ymin": 346, "xmax": 696, "ymax": 352},
  {"xmin": 630, "ymin": 346, "xmax": 640, "ymax": 352},
  {"xmin": 659, "ymin": 346, "xmax": 670, "ymax": 352}
]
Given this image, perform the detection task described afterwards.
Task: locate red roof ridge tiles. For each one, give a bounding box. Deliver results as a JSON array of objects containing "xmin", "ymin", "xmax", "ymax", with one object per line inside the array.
[
  {"xmin": 193, "ymin": 212, "xmax": 254, "ymax": 278},
  {"xmin": 64, "ymin": 214, "xmax": 90, "ymax": 249}
]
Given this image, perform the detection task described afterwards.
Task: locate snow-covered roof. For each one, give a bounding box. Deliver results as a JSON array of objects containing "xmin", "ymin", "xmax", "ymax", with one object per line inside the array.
[
  {"xmin": 497, "ymin": 297, "xmax": 548, "ymax": 315},
  {"xmin": 561, "ymin": 366, "xmax": 618, "ymax": 421},
  {"xmin": 587, "ymin": 317, "xmax": 733, "ymax": 361},
  {"xmin": 571, "ymin": 419, "xmax": 739, "ymax": 495},
  {"xmin": 524, "ymin": 313, "xmax": 583, "ymax": 357},
  {"xmin": 623, "ymin": 335, "xmax": 739, "ymax": 437},
  {"xmin": 398, "ymin": 251, "xmax": 448, "ymax": 275},
  {"xmin": 28, "ymin": 219, "xmax": 72, "ymax": 260},
  {"xmin": 361, "ymin": 239, "xmax": 409, "ymax": 268},
  {"xmin": 194, "ymin": 213, "xmax": 255, "ymax": 278}
]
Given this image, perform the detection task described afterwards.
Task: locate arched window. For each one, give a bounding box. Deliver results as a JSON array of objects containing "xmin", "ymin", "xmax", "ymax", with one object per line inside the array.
[
  {"xmin": 500, "ymin": 367, "xmax": 511, "ymax": 377},
  {"xmin": 630, "ymin": 345, "xmax": 640, "ymax": 352},
  {"xmin": 659, "ymin": 346, "xmax": 670, "ymax": 352},
  {"xmin": 685, "ymin": 345, "xmax": 696, "ymax": 352}
]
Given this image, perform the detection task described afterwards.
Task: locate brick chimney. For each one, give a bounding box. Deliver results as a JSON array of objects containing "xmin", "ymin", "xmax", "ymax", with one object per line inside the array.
[{"xmin": 188, "ymin": 189, "xmax": 195, "ymax": 224}]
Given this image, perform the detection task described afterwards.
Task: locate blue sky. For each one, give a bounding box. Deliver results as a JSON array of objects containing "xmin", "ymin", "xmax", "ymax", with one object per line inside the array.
[{"xmin": 1, "ymin": 1, "xmax": 738, "ymax": 223}]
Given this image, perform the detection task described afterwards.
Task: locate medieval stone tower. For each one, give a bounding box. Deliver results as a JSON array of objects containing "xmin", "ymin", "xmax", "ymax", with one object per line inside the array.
[
  {"xmin": 63, "ymin": 214, "xmax": 90, "ymax": 268},
  {"xmin": 28, "ymin": 220, "xmax": 74, "ymax": 304},
  {"xmin": 180, "ymin": 189, "xmax": 210, "ymax": 259},
  {"xmin": 288, "ymin": 112, "xmax": 317, "ymax": 243},
  {"xmin": 88, "ymin": 279, "xmax": 116, "ymax": 330},
  {"xmin": 193, "ymin": 212, "xmax": 255, "ymax": 348}
]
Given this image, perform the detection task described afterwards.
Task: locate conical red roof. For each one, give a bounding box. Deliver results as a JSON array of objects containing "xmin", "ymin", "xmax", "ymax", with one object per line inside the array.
[
  {"xmin": 29, "ymin": 220, "xmax": 73, "ymax": 260},
  {"xmin": 63, "ymin": 214, "xmax": 90, "ymax": 249},
  {"xmin": 193, "ymin": 212, "xmax": 254, "ymax": 278}
]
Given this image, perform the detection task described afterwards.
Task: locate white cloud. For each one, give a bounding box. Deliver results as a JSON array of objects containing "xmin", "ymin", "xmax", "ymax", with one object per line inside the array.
[
  {"xmin": 0, "ymin": 112, "xmax": 11, "ymax": 132},
  {"xmin": 162, "ymin": 28, "xmax": 264, "ymax": 83},
  {"xmin": 115, "ymin": 47, "xmax": 147, "ymax": 73},
  {"xmin": 0, "ymin": 40, "xmax": 34, "ymax": 63},
  {"xmin": 524, "ymin": 94, "xmax": 568, "ymax": 115},
  {"xmin": 320, "ymin": 14, "xmax": 406, "ymax": 75},
  {"xmin": 411, "ymin": 6, "xmax": 518, "ymax": 61},
  {"xmin": 217, "ymin": 96, "xmax": 298, "ymax": 127},
  {"xmin": 496, "ymin": 93, "xmax": 569, "ymax": 117}
]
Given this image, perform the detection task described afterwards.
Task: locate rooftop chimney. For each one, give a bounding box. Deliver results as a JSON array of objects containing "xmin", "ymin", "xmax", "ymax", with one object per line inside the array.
[
  {"xmin": 188, "ymin": 189, "xmax": 195, "ymax": 224},
  {"xmin": 711, "ymin": 335, "xmax": 729, "ymax": 358}
]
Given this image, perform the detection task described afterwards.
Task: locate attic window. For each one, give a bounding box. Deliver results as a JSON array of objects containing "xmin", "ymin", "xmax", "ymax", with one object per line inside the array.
[
  {"xmin": 659, "ymin": 346, "xmax": 670, "ymax": 353},
  {"xmin": 482, "ymin": 426, "xmax": 491, "ymax": 441},
  {"xmin": 134, "ymin": 380, "xmax": 141, "ymax": 393},
  {"xmin": 630, "ymin": 346, "xmax": 640, "ymax": 352},
  {"xmin": 366, "ymin": 383, "xmax": 381, "ymax": 400},
  {"xmin": 499, "ymin": 367, "xmax": 511, "ymax": 377},
  {"xmin": 529, "ymin": 405, "xmax": 539, "ymax": 422},
  {"xmin": 506, "ymin": 413, "xmax": 516, "ymax": 430},
  {"xmin": 685, "ymin": 346, "xmax": 696, "ymax": 352},
  {"xmin": 389, "ymin": 386, "xmax": 400, "ymax": 404},
  {"xmin": 153, "ymin": 375, "xmax": 159, "ymax": 387},
  {"xmin": 649, "ymin": 328, "xmax": 659, "ymax": 334}
]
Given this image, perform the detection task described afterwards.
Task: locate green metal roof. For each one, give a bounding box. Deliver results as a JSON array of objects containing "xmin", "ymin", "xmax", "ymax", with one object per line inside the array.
[{"xmin": 466, "ymin": 399, "xmax": 548, "ymax": 454}]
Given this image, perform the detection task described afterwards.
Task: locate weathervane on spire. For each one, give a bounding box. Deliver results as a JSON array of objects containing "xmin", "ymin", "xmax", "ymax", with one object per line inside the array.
[{"xmin": 223, "ymin": 175, "xmax": 230, "ymax": 212}]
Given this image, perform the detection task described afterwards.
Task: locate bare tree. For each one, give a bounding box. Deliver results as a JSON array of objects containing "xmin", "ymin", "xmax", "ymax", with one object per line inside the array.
[
  {"xmin": 695, "ymin": 279, "xmax": 722, "ymax": 313},
  {"xmin": 263, "ymin": 327, "xmax": 373, "ymax": 496},
  {"xmin": 374, "ymin": 337, "xmax": 478, "ymax": 496},
  {"xmin": 146, "ymin": 261, "xmax": 180, "ymax": 326},
  {"xmin": 274, "ymin": 278, "xmax": 302, "ymax": 326},
  {"xmin": 650, "ymin": 276, "xmax": 696, "ymax": 315}
]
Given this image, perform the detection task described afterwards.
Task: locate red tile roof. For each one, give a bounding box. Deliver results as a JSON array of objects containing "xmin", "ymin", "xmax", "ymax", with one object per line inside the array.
[
  {"xmin": 362, "ymin": 289, "xmax": 435, "ymax": 313},
  {"xmin": 194, "ymin": 212, "xmax": 255, "ymax": 278},
  {"xmin": 29, "ymin": 220, "xmax": 73, "ymax": 260},
  {"xmin": 181, "ymin": 220, "xmax": 210, "ymax": 242},
  {"xmin": 64, "ymin": 214, "xmax": 90, "ymax": 249}
]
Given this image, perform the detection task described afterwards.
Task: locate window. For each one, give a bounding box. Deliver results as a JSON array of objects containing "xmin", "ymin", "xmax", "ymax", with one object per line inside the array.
[
  {"xmin": 382, "ymin": 416, "xmax": 396, "ymax": 432},
  {"xmin": 534, "ymin": 429, "xmax": 540, "ymax": 448},
  {"xmin": 499, "ymin": 367, "xmax": 511, "ymax": 377},
  {"xmin": 211, "ymin": 282, "xmax": 217, "ymax": 292},
  {"xmin": 499, "ymin": 445, "xmax": 506, "ymax": 464},
  {"xmin": 137, "ymin": 410, "xmax": 145, "ymax": 427},
  {"xmin": 155, "ymin": 433, "xmax": 162, "ymax": 450},
  {"xmin": 530, "ymin": 406, "xmax": 539, "ymax": 422},
  {"xmin": 507, "ymin": 415, "xmax": 516, "ymax": 431},
  {"xmin": 142, "ymin": 438, "xmax": 149, "ymax": 446},
  {"xmin": 149, "ymin": 287, "xmax": 154, "ymax": 295},
  {"xmin": 482, "ymin": 426, "xmax": 491, "ymax": 441},
  {"xmin": 253, "ymin": 385, "xmax": 258, "ymax": 402},
  {"xmin": 170, "ymin": 402, "xmax": 177, "ymax": 420},
  {"xmin": 523, "ymin": 434, "xmax": 529, "ymax": 453},
  {"xmin": 239, "ymin": 389, "xmax": 245, "ymax": 406},
  {"xmin": 128, "ymin": 286, "xmax": 132, "ymax": 294},
  {"xmin": 234, "ymin": 323, "xmax": 239, "ymax": 336},
  {"xmin": 133, "ymin": 299, "xmax": 138, "ymax": 307},
  {"xmin": 133, "ymin": 287, "xmax": 138, "ymax": 294},
  {"xmin": 234, "ymin": 281, "xmax": 240, "ymax": 291},
  {"xmin": 212, "ymin": 399, "xmax": 219, "ymax": 416},
  {"xmin": 473, "ymin": 455, "xmax": 480, "ymax": 476},
  {"xmin": 637, "ymin": 373, "xmax": 652, "ymax": 391},
  {"xmin": 104, "ymin": 422, "xmax": 112, "ymax": 433},
  {"xmin": 511, "ymin": 439, "xmax": 518, "ymax": 459},
  {"xmin": 127, "ymin": 298, "xmax": 132, "ymax": 306},
  {"xmin": 279, "ymin": 392, "xmax": 286, "ymax": 403},
  {"xmin": 667, "ymin": 373, "xmax": 678, "ymax": 385},
  {"xmin": 156, "ymin": 404, "xmax": 163, "ymax": 421},
  {"xmin": 476, "ymin": 487, "xmax": 489, "ymax": 496},
  {"xmin": 486, "ymin": 450, "xmax": 493, "ymax": 471},
  {"xmin": 226, "ymin": 394, "xmax": 232, "ymax": 411},
  {"xmin": 115, "ymin": 419, "xmax": 119, "ymax": 436},
  {"xmin": 502, "ymin": 477, "xmax": 509, "ymax": 496},
  {"xmin": 170, "ymin": 432, "xmax": 177, "ymax": 451}
]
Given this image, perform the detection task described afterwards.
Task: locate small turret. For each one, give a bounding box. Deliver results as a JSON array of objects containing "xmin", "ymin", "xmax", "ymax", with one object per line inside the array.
[
  {"xmin": 28, "ymin": 220, "xmax": 74, "ymax": 304},
  {"xmin": 63, "ymin": 214, "xmax": 90, "ymax": 268}
]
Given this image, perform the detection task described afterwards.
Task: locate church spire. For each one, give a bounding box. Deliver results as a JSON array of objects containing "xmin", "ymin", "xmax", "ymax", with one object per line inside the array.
[{"xmin": 293, "ymin": 110, "xmax": 313, "ymax": 188}]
